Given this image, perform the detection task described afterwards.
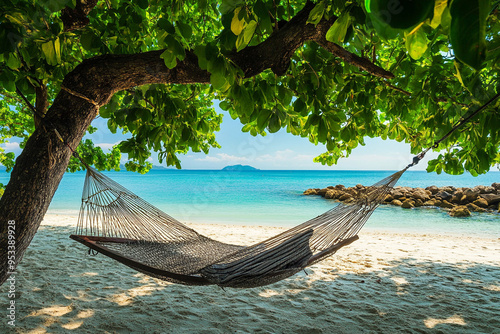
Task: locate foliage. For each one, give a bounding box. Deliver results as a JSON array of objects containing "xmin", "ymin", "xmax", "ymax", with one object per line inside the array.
[{"xmin": 0, "ymin": 0, "xmax": 499, "ymax": 181}]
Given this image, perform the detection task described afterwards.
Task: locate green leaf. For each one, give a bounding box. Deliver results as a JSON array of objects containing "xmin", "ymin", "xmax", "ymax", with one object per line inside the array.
[
  {"xmin": 307, "ymin": 1, "xmax": 325, "ymax": 25},
  {"xmin": 221, "ymin": 0, "xmax": 244, "ymax": 14},
  {"xmin": 231, "ymin": 7, "xmax": 245, "ymax": 35},
  {"xmin": 293, "ymin": 98, "xmax": 307, "ymax": 116},
  {"xmin": 41, "ymin": 40, "xmax": 58, "ymax": 66},
  {"xmin": 137, "ymin": 0, "xmax": 148, "ymax": 10},
  {"xmin": 317, "ymin": 118, "xmax": 327, "ymax": 142},
  {"xmin": 326, "ymin": 13, "xmax": 351, "ymax": 43},
  {"xmin": 80, "ymin": 31, "xmax": 100, "ymax": 51},
  {"xmin": 177, "ymin": 21, "xmax": 193, "ymax": 40},
  {"xmin": 366, "ymin": 0, "xmax": 435, "ymax": 30},
  {"xmin": 243, "ymin": 20, "xmax": 257, "ymax": 44},
  {"xmin": 268, "ymin": 112, "xmax": 281, "ymax": 133},
  {"xmin": 219, "ymin": 100, "xmax": 231, "ymax": 110},
  {"xmin": 158, "ymin": 18, "xmax": 176, "ymax": 34},
  {"xmin": 54, "ymin": 37, "xmax": 62, "ymax": 64},
  {"xmin": 405, "ymin": 27, "xmax": 428, "ymax": 60},
  {"xmin": 164, "ymin": 35, "xmax": 185, "ymax": 61},
  {"xmin": 450, "ymin": 0, "xmax": 489, "ymax": 70},
  {"xmin": 429, "ymin": 0, "xmax": 448, "ymax": 29},
  {"xmin": 241, "ymin": 123, "xmax": 252, "ymax": 132},
  {"xmin": 6, "ymin": 53, "xmax": 21, "ymax": 70},
  {"xmin": 160, "ymin": 49, "xmax": 177, "ymax": 69},
  {"xmin": 254, "ymin": 0, "xmax": 272, "ymax": 32},
  {"xmin": 210, "ymin": 71, "xmax": 230, "ymax": 91},
  {"xmin": 194, "ymin": 45, "xmax": 208, "ymax": 69},
  {"xmin": 235, "ymin": 34, "xmax": 245, "ymax": 52},
  {"xmin": 236, "ymin": 20, "xmax": 257, "ymax": 51},
  {"xmin": 257, "ymin": 109, "xmax": 273, "ymax": 130},
  {"xmin": 181, "ymin": 126, "xmax": 191, "ymax": 142}
]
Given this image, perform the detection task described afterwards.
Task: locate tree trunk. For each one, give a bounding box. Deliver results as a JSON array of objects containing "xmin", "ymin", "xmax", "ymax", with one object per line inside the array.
[
  {"xmin": 0, "ymin": 3, "xmax": 393, "ymax": 285},
  {"xmin": 0, "ymin": 92, "xmax": 97, "ymax": 285},
  {"xmin": 0, "ymin": 51, "xmax": 210, "ymax": 285}
]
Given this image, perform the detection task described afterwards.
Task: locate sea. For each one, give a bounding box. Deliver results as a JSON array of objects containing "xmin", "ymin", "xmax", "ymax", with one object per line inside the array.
[{"xmin": 1, "ymin": 169, "xmax": 499, "ymax": 237}]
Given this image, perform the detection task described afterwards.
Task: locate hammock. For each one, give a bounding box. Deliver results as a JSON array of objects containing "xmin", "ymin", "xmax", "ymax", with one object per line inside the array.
[{"xmin": 70, "ymin": 166, "xmax": 406, "ymax": 288}]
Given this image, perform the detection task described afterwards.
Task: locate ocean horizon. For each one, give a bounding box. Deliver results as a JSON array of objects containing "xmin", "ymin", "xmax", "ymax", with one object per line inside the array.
[{"xmin": 2, "ymin": 168, "xmax": 498, "ymax": 237}]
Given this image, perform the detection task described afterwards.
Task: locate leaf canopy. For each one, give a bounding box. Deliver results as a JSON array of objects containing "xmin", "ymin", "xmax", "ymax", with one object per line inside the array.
[{"xmin": 0, "ymin": 0, "xmax": 499, "ymax": 179}]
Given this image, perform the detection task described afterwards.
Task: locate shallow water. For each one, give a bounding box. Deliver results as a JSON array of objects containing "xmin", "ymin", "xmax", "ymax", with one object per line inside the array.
[{"xmin": 1, "ymin": 169, "xmax": 498, "ymax": 236}]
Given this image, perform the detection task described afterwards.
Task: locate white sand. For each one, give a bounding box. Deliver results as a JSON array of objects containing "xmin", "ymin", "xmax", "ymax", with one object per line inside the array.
[{"xmin": 1, "ymin": 213, "xmax": 499, "ymax": 333}]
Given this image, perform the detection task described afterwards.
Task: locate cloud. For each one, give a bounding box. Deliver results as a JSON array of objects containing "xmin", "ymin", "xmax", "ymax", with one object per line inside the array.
[
  {"xmin": 1, "ymin": 142, "xmax": 21, "ymax": 151},
  {"xmin": 96, "ymin": 142, "xmax": 119, "ymax": 151},
  {"xmin": 256, "ymin": 149, "xmax": 315, "ymax": 163},
  {"xmin": 195, "ymin": 153, "xmax": 250, "ymax": 164}
]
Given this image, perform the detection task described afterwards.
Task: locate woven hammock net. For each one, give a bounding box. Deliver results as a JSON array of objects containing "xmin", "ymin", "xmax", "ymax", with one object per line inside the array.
[{"xmin": 71, "ymin": 167, "xmax": 406, "ymax": 288}]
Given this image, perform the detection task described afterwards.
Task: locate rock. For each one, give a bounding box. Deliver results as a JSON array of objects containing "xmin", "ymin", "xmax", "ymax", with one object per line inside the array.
[
  {"xmin": 472, "ymin": 197, "xmax": 489, "ymax": 208},
  {"xmin": 479, "ymin": 194, "xmax": 500, "ymax": 206},
  {"xmin": 303, "ymin": 189, "xmax": 318, "ymax": 195},
  {"xmin": 435, "ymin": 191, "xmax": 452, "ymax": 201},
  {"xmin": 346, "ymin": 188, "xmax": 359, "ymax": 196},
  {"xmin": 441, "ymin": 186, "xmax": 456, "ymax": 193},
  {"xmin": 335, "ymin": 184, "xmax": 345, "ymax": 190},
  {"xmin": 391, "ymin": 199, "xmax": 403, "ymax": 206},
  {"xmin": 327, "ymin": 186, "xmax": 335, "ymax": 189},
  {"xmin": 339, "ymin": 193, "xmax": 353, "ymax": 201},
  {"xmin": 414, "ymin": 198, "xmax": 424, "ymax": 207},
  {"xmin": 344, "ymin": 197, "xmax": 355, "ymax": 204},
  {"xmin": 484, "ymin": 186, "xmax": 496, "ymax": 194},
  {"xmin": 449, "ymin": 206, "xmax": 471, "ymax": 217},
  {"xmin": 391, "ymin": 189, "xmax": 405, "ymax": 199},
  {"xmin": 466, "ymin": 203, "xmax": 487, "ymax": 213},
  {"xmin": 317, "ymin": 188, "xmax": 328, "ymax": 196},
  {"xmin": 401, "ymin": 199, "xmax": 415, "ymax": 209},
  {"xmin": 450, "ymin": 194, "xmax": 463, "ymax": 204},
  {"xmin": 426, "ymin": 185, "xmax": 440, "ymax": 195},
  {"xmin": 464, "ymin": 188, "xmax": 478, "ymax": 202},
  {"xmin": 439, "ymin": 200, "xmax": 454, "ymax": 209},
  {"xmin": 355, "ymin": 184, "xmax": 364, "ymax": 189},
  {"xmin": 472, "ymin": 185, "xmax": 491, "ymax": 194},
  {"xmin": 492, "ymin": 182, "xmax": 500, "ymax": 191},
  {"xmin": 325, "ymin": 190, "xmax": 340, "ymax": 199},
  {"xmin": 423, "ymin": 199, "xmax": 437, "ymax": 206},
  {"xmin": 413, "ymin": 188, "xmax": 430, "ymax": 201},
  {"xmin": 384, "ymin": 194, "xmax": 394, "ymax": 202}
]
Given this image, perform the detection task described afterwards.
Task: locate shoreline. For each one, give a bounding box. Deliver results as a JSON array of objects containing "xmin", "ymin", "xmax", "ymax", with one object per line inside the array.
[{"xmin": 0, "ymin": 214, "xmax": 498, "ymax": 333}]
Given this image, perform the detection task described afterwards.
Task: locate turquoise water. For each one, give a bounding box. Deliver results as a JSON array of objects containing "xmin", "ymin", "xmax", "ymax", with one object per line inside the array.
[{"xmin": 1, "ymin": 169, "xmax": 498, "ymax": 236}]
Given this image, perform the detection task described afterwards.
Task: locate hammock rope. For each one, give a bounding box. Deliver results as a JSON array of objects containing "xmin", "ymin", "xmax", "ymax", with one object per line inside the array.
[
  {"xmin": 15, "ymin": 84, "xmax": 499, "ymax": 288},
  {"xmin": 71, "ymin": 166, "xmax": 405, "ymax": 287}
]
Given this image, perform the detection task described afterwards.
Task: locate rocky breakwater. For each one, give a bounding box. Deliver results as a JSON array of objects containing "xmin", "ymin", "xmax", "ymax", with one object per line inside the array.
[{"xmin": 303, "ymin": 183, "xmax": 500, "ymax": 217}]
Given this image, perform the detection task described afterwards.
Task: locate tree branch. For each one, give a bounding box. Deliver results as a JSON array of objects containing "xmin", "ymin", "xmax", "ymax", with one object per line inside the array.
[
  {"xmin": 0, "ymin": 0, "xmax": 394, "ymax": 285},
  {"xmin": 61, "ymin": 0, "xmax": 99, "ymax": 31},
  {"xmin": 35, "ymin": 84, "xmax": 49, "ymax": 128},
  {"xmin": 228, "ymin": 1, "xmax": 394, "ymax": 79}
]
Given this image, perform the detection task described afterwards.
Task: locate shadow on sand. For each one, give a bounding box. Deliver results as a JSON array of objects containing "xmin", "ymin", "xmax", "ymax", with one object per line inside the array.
[{"xmin": 1, "ymin": 226, "xmax": 498, "ymax": 333}]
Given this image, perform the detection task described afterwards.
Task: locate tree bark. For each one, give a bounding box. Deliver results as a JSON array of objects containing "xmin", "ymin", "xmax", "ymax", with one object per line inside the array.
[
  {"xmin": 0, "ymin": 2, "xmax": 393, "ymax": 285},
  {"xmin": 0, "ymin": 52, "xmax": 209, "ymax": 285}
]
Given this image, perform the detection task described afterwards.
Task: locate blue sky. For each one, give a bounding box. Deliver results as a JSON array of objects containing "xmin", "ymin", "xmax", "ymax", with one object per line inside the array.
[
  {"xmin": 83, "ymin": 104, "xmax": 439, "ymax": 171},
  {"xmin": 2, "ymin": 103, "xmax": 439, "ymax": 171}
]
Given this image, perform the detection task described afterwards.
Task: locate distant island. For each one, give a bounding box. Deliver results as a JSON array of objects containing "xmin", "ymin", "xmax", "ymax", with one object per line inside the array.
[{"xmin": 222, "ymin": 164, "xmax": 259, "ymax": 171}]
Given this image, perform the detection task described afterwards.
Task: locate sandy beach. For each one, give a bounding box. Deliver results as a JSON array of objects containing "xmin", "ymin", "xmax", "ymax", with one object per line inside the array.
[{"xmin": 1, "ymin": 213, "xmax": 499, "ymax": 333}]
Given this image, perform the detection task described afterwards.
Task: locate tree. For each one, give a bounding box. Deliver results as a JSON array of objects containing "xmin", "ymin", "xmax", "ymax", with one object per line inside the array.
[{"xmin": 0, "ymin": 0, "xmax": 499, "ymax": 285}]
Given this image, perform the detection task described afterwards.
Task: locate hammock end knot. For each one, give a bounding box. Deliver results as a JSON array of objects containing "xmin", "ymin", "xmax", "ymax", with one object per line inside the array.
[{"xmin": 406, "ymin": 152, "xmax": 426, "ymax": 169}]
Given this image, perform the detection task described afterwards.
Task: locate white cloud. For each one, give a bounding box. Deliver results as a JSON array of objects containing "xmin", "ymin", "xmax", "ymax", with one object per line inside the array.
[
  {"xmin": 256, "ymin": 149, "xmax": 315, "ymax": 163},
  {"xmin": 1, "ymin": 142, "xmax": 21, "ymax": 151},
  {"xmin": 96, "ymin": 142, "xmax": 119, "ymax": 151},
  {"xmin": 195, "ymin": 153, "xmax": 250, "ymax": 164}
]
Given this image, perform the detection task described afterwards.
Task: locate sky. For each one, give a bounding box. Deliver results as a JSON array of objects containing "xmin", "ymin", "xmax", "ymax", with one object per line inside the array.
[
  {"xmin": 2, "ymin": 103, "xmax": 440, "ymax": 171},
  {"xmin": 83, "ymin": 103, "xmax": 440, "ymax": 171}
]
